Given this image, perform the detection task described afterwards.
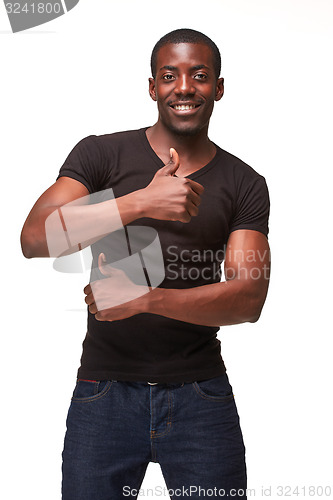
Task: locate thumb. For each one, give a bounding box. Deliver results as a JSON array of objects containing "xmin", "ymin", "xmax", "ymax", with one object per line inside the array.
[
  {"xmin": 159, "ymin": 148, "xmax": 180, "ymax": 176},
  {"xmin": 99, "ymin": 263, "xmax": 122, "ymax": 278}
]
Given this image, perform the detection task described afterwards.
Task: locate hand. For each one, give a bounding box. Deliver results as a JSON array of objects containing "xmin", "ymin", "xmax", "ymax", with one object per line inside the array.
[
  {"xmin": 84, "ymin": 266, "xmax": 150, "ymax": 321},
  {"xmin": 141, "ymin": 148, "xmax": 204, "ymax": 223}
]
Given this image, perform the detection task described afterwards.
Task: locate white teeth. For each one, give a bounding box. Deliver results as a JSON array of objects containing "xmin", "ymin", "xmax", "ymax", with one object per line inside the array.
[{"xmin": 174, "ymin": 104, "xmax": 196, "ymax": 110}]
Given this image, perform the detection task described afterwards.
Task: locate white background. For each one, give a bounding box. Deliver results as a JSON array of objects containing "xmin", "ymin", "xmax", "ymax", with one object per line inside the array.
[{"xmin": 1, "ymin": 0, "xmax": 332, "ymax": 498}]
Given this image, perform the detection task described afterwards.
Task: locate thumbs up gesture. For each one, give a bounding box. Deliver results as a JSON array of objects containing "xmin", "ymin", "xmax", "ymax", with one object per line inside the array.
[
  {"xmin": 142, "ymin": 149, "xmax": 204, "ymax": 223},
  {"xmin": 159, "ymin": 148, "xmax": 181, "ymax": 176}
]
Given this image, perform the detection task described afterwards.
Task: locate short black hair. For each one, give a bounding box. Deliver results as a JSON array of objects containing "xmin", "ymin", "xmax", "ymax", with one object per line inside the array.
[{"xmin": 150, "ymin": 28, "xmax": 221, "ymax": 80}]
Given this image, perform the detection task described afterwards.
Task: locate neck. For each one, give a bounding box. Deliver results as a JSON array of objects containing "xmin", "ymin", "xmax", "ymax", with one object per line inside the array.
[{"xmin": 146, "ymin": 121, "xmax": 216, "ymax": 167}]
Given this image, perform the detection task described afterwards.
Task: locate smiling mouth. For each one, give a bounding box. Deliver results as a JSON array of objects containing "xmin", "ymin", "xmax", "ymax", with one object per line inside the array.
[{"xmin": 170, "ymin": 103, "xmax": 201, "ymax": 111}]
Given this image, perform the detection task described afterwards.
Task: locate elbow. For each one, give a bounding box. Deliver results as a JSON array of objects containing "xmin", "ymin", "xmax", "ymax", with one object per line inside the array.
[
  {"xmin": 247, "ymin": 294, "xmax": 267, "ymax": 323},
  {"xmin": 22, "ymin": 248, "xmax": 33, "ymax": 259},
  {"xmin": 21, "ymin": 210, "xmax": 54, "ymax": 258},
  {"xmin": 21, "ymin": 220, "xmax": 37, "ymax": 258},
  {"xmin": 21, "ymin": 232, "xmax": 35, "ymax": 259},
  {"xmin": 20, "ymin": 229, "xmax": 47, "ymax": 259},
  {"xmin": 248, "ymin": 310, "xmax": 262, "ymax": 323},
  {"xmin": 246, "ymin": 276, "xmax": 270, "ymax": 323},
  {"xmin": 21, "ymin": 246, "xmax": 36, "ymax": 259}
]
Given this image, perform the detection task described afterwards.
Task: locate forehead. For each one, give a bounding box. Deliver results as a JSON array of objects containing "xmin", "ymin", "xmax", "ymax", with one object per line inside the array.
[{"xmin": 156, "ymin": 43, "xmax": 214, "ymax": 72}]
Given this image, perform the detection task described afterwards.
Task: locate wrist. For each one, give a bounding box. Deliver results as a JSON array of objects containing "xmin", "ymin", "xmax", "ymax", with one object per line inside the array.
[
  {"xmin": 131, "ymin": 189, "xmax": 149, "ymax": 218},
  {"xmin": 145, "ymin": 287, "xmax": 166, "ymax": 315},
  {"xmin": 116, "ymin": 189, "xmax": 147, "ymax": 224}
]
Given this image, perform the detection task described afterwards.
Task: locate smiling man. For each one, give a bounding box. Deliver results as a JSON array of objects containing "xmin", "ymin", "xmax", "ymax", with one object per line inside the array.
[{"xmin": 21, "ymin": 29, "xmax": 270, "ymax": 500}]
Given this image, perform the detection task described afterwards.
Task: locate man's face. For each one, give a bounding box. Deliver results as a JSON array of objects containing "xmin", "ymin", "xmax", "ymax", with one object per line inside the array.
[{"xmin": 149, "ymin": 42, "xmax": 224, "ymax": 136}]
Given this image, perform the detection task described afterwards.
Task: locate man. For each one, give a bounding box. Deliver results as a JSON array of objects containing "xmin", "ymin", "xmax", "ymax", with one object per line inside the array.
[{"xmin": 21, "ymin": 29, "xmax": 270, "ymax": 499}]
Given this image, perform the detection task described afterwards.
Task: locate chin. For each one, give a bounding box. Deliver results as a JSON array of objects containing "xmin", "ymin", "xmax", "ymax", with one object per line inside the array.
[{"xmin": 167, "ymin": 122, "xmax": 204, "ymax": 137}]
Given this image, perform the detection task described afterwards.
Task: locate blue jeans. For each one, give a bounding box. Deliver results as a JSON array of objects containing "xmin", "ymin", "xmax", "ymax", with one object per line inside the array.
[{"xmin": 62, "ymin": 374, "xmax": 247, "ymax": 499}]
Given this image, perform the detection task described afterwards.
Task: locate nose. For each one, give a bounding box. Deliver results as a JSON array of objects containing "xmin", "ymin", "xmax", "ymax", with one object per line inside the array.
[{"xmin": 174, "ymin": 74, "xmax": 195, "ymax": 96}]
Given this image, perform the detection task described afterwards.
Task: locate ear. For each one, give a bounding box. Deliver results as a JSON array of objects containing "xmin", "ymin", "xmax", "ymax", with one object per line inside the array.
[
  {"xmin": 215, "ymin": 77, "xmax": 224, "ymax": 101},
  {"xmin": 148, "ymin": 77, "xmax": 157, "ymax": 101}
]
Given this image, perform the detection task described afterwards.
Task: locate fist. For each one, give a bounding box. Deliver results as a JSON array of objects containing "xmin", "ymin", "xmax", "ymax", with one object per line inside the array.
[{"xmin": 143, "ymin": 148, "xmax": 204, "ymax": 223}]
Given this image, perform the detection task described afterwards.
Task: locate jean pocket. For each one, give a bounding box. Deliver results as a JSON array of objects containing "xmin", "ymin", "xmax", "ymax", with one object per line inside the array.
[
  {"xmin": 192, "ymin": 373, "xmax": 234, "ymax": 401},
  {"xmin": 71, "ymin": 379, "xmax": 113, "ymax": 402}
]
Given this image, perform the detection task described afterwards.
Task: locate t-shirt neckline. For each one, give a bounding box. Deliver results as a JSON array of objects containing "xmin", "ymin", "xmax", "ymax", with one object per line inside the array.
[{"xmin": 139, "ymin": 127, "xmax": 220, "ymax": 180}]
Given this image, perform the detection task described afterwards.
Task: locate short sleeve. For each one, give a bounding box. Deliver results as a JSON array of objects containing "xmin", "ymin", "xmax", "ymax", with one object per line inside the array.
[
  {"xmin": 56, "ymin": 135, "xmax": 105, "ymax": 193},
  {"xmin": 230, "ymin": 174, "xmax": 270, "ymax": 237}
]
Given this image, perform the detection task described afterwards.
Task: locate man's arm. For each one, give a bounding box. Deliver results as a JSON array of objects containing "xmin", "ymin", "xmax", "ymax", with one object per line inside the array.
[
  {"xmin": 21, "ymin": 177, "xmax": 90, "ymax": 258},
  {"xmin": 21, "ymin": 149, "xmax": 204, "ymax": 258},
  {"xmin": 85, "ymin": 229, "xmax": 271, "ymax": 326}
]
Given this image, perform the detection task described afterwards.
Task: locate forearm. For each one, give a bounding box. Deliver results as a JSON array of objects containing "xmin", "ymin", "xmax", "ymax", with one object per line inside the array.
[
  {"xmin": 86, "ymin": 230, "xmax": 270, "ymax": 326},
  {"xmin": 56, "ymin": 190, "xmax": 145, "ymax": 253},
  {"xmin": 22, "ymin": 189, "xmax": 145, "ymax": 258},
  {"xmin": 145, "ymin": 279, "xmax": 266, "ymax": 327},
  {"xmin": 22, "ymin": 152, "xmax": 204, "ymax": 259}
]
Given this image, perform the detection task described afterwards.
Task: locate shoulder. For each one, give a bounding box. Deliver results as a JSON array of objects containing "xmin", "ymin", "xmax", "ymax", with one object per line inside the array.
[
  {"xmin": 93, "ymin": 128, "xmax": 146, "ymax": 149},
  {"xmin": 71, "ymin": 128, "xmax": 146, "ymax": 164},
  {"xmin": 215, "ymin": 145, "xmax": 265, "ymax": 183},
  {"xmin": 71, "ymin": 128, "xmax": 144, "ymax": 152}
]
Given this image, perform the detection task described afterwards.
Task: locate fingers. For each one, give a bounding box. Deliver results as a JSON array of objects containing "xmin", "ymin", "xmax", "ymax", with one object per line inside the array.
[
  {"xmin": 186, "ymin": 187, "xmax": 202, "ymax": 208},
  {"xmin": 156, "ymin": 149, "xmax": 205, "ymax": 198},
  {"xmin": 180, "ymin": 201, "xmax": 199, "ymax": 222},
  {"xmin": 183, "ymin": 179, "xmax": 204, "ymax": 222},
  {"xmin": 172, "ymin": 178, "xmax": 203, "ymax": 222},
  {"xmin": 175, "ymin": 200, "xmax": 199, "ymax": 223},
  {"xmin": 84, "ymin": 283, "xmax": 96, "ymax": 313},
  {"xmin": 85, "ymin": 293, "xmax": 97, "ymax": 314},
  {"xmin": 187, "ymin": 202, "xmax": 200, "ymax": 217},
  {"xmin": 84, "ymin": 293, "xmax": 95, "ymax": 307},
  {"xmin": 88, "ymin": 303, "xmax": 98, "ymax": 314},
  {"xmin": 187, "ymin": 178, "xmax": 205, "ymax": 196}
]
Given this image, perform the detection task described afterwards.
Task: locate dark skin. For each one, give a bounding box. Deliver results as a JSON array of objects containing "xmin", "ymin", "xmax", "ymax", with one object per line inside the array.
[
  {"xmin": 20, "ymin": 48, "xmax": 216, "ymax": 257},
  {"xmin": 147, "ymin": 43, "xmax": 224, "ymax": 176},
  {"xmin": 84, "ymin": 43, "xmax": 270, "ymax": 326},
  {"xmin": 21, "ymin": 42, "xmax": 270, "ymax": 327},
  {"xmin": 20, "ymin": 153, "xmax": 203, "ymax": 258}
]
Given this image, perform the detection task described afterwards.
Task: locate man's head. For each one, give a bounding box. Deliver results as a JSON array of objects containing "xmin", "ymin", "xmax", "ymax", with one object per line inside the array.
[
  {"xmin": 151, "ymin": 28, "xmax": 221, "ymax": 81},
  {"xmin": 149, "ymin": 29, "xmax": 224, "ymax": 137}
]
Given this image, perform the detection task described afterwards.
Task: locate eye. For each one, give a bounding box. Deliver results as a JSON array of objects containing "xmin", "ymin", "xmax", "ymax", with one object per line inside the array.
[
  {"xmin": 162, "ymin": 74, "xmax": 175, "ymax": 81},
  {"xmin": 194, "ymin": 73, "xmax": 208, "ymax": 80}
]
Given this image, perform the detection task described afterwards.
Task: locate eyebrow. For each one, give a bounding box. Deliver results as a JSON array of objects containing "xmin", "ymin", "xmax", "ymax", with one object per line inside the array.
[{"xmin": 159, "ymin": 64, "xmax": 210, "ymax": 72}]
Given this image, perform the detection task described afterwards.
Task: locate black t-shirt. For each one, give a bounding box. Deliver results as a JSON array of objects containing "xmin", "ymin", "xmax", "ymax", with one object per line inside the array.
[{"xmin": 57, "ymin": 127, "xmax": 270, "ymax": 382}]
